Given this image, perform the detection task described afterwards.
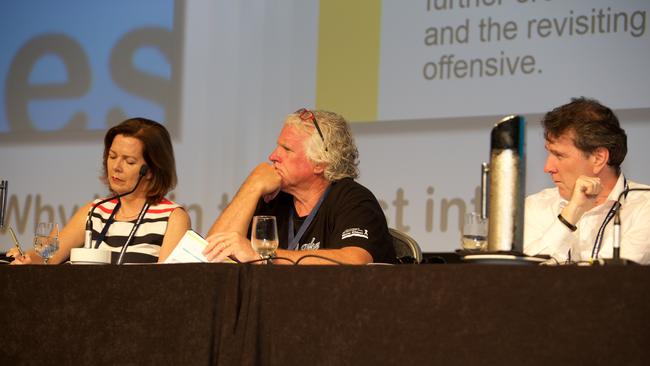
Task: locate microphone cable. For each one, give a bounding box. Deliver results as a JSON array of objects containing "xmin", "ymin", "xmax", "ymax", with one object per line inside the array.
[
  {"xmin": 239, "ymin": 254, "xmax": 348, "ymax": 265},
  {"xmin": 294, "ymin": 254, "xmax": 347, "ymax": 265},
  {"xmin": 241, "ymin": 256, "xmax": 297, "ymax": 265}
]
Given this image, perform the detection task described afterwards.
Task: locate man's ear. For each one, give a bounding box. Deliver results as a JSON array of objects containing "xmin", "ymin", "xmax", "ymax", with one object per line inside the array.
[
  {"xmin": 313, "ymin": 164, "xmax": 325, "ymax": 175},
  {"xmin": 591, "ymin": 147, "xmax": 610, "ymax": 174}
]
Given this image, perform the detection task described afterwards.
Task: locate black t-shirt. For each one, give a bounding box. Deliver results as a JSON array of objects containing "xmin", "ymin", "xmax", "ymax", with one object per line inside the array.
[{"xmin": 252, "ymin": 178, "xmax": 396, "ymax": 263}]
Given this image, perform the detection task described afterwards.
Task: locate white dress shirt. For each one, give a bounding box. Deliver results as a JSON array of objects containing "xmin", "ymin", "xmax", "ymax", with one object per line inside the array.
[{"xmin": 524, "ymin": 175, "xmax": 650, "ymax": 264}]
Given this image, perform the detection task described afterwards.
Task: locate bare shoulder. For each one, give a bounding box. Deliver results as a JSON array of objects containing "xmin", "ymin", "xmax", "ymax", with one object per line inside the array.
[{"xmin": 169, "ymin": 206, "xmax": 191, "ymax": 227}]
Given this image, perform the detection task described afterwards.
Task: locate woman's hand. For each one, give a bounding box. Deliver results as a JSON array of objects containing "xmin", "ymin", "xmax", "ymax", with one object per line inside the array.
[{"xmin": 7, "ymin": 248, "xmax": 39, "ymax": 265}]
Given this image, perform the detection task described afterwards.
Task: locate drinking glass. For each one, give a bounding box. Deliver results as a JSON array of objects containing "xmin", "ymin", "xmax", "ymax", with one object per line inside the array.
[
  {"xmin": 251, "ymin": 216, "xmax": 279, "ymax": 261},
  {"xmin": 33, "ymin": 222, "xmax": 60, "ymax": 264},
  {"xmin": 460, "ymin": 213, "xmax": 488, "ymax": 252}
]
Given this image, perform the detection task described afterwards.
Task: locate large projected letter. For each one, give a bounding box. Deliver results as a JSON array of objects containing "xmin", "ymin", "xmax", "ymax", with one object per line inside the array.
[
  {"xmin": 5, "ymin": 34, "xmax": 91, "ymax": 133},
  {"xmin": 110, "ymin": 27, "xmax": 174, "ymax": 121}
]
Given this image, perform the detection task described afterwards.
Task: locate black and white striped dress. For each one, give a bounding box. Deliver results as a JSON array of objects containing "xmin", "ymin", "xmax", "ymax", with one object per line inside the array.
[{"xmin": 89, "ymin": 198, "xmax": 181, "ymax": 263}]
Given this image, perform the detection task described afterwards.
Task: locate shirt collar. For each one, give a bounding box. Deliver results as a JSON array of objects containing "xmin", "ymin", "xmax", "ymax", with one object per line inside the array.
[{"xmin": 606, "ymin": 173, "xmax": 627, "ymax": 203}]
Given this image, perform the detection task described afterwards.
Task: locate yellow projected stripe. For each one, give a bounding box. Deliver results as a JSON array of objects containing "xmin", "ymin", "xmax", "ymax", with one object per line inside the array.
[{"xmin": 316, "ymin": 0, "xmax": 381, "ymax": 122}]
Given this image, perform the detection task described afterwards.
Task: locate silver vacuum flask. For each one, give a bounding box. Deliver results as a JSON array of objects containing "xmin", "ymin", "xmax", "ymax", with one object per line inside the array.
[{"xmin": 487, "ymin": 115, "xmax": 525, "ymax": 252}]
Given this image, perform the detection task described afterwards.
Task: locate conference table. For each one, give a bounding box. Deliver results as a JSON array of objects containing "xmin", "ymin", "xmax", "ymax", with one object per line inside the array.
[{"xmin": 1, "ymin": 263, "xmax": 649, "ymax": 365}]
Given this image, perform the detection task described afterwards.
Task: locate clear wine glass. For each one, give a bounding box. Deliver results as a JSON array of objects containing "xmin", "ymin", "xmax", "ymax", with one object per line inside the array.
[
  {"xmin": 33, "ymin": 222, "xmax": 59, "ymax": 264},
  {"xmin": 251, "ymin": 216, "xmax": 278, "ymax": 263}
]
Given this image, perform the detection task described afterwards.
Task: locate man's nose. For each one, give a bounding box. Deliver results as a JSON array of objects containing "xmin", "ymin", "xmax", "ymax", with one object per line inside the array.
[
  {"xmin": 269, "ymin": 148, "xmax": 279, "ymax": 162},
  {"xmin": 543, "ymin": 155, "xmax": 556, "ymax": 174}
]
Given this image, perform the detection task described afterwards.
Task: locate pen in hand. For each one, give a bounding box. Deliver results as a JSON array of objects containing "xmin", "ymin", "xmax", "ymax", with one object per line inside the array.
[{"xmin": 8, "ymin": 227, "xmax": 24, "ymax": 257}]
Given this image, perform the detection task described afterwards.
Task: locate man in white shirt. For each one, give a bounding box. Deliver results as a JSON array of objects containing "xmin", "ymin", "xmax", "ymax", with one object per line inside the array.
[{"xmin": 524, "ymin": 97, "xmax": 650, "ymax": 264}]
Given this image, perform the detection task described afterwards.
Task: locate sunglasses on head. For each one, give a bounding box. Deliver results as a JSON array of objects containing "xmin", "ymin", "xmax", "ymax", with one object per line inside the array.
[{"xmin": 295, "ymin": 108, "xmax": 328, "ymax": 151}]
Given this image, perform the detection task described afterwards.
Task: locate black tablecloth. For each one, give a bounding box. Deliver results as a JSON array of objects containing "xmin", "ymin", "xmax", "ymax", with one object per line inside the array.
[{"xmin": 1, "ymin": 264, "xmax": 649, "ymax": 365}]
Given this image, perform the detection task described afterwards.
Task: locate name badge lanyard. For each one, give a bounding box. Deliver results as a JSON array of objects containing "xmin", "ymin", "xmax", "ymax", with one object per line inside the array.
[
  {"xmin": 590, "ymin": 177, "xmax": 628, "ymax": 261},
  {"xmin": 288, "ymin": 186, "xmax": 331, "ymax": 250},
  {"xmin": 116, "ymin": 201, "xmax": 150, "ymax": 264},
  {"xmin": 93, "ymin": 200, "xmax": 121, "ymax": 249},
  {"xmin": 93, "ymin": 200, "xmax": 150, "ymax": 255}
]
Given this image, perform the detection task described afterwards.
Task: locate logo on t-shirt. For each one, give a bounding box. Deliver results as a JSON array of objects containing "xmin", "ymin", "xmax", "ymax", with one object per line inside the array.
[
  {"xmin": 341, "ymin": 228, "xmax": 369, "ymax": 240},
  {"xmin": 300, "ymin": 237, "xmax": 321, "ymax": 250}
]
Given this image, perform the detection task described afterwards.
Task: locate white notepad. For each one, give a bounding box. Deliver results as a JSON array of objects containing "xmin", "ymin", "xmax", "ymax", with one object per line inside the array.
[{"xmin": 164, "ymin": 230, "xmax": 236, "ymax": 264}]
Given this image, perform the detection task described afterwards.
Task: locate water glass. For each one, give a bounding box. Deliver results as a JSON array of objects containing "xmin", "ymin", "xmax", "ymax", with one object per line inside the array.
[
  {"xmin": 251, "ymin": 216, "xmax": 279, "ymax": 261},
  {"xmin": 461, "ymin": 213, "xmax": 488, "ymax": 252},
  {"xmin": 34, "ymin": 222, "xmax": 60, "ymax": 263}
]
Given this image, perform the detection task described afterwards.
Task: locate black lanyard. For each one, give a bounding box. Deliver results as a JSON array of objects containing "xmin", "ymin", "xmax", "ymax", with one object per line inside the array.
[
  {"xmin": 288, "ymin": 186, "xmax": 331, "ymax": 250},
  {"xmin": 93, "ymin": 200, "xmax": 149, "ymax": 255},
  {"xmin": 116, "ymin": 201, "xmax": 150, "ymax": 264},
  {"xmin": 94, "ymin": 200, "xmax": 121, "ymax": 249},
  {"xmin": 590, "ymin": 177, "xmax": 628, "ymax": 260}
]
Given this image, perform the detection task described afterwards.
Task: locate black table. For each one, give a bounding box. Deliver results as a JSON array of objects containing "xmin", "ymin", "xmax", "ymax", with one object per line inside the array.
[{"xmin": 2, "ymin": 264, "xmax": 649, "ymax": 365}]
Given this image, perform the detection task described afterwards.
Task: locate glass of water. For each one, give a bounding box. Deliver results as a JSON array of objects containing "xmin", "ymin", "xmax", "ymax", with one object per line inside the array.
[
  {"xmin": 461, "ymin": 213, "xmax": 488, "ymax": 252},
  {"xmin": 251, "ymin": 216, "xmax": 278, "ymax": 262},
  {"xmin": 34, "ymin": 222, "xmax": 60, "ymax": 264}
]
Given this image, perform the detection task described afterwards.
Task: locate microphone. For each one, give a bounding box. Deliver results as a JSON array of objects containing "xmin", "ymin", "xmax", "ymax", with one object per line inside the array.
[
  {"xmin": 0, "ymin": 180, "xmax": 7, "ymax": 229},
  {"xmin": 599, "ymin": 186, "xmax": 650, "ymax": 265},
  {"xmin": 83, "ymin": 165, "xmax": 149, "ymax": 249}
]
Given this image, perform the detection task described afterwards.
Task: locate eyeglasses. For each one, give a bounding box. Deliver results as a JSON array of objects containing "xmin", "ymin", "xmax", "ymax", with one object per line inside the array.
[{"xmin": 295, "ymin": 108, "xmax": 328, "ymax": 151}]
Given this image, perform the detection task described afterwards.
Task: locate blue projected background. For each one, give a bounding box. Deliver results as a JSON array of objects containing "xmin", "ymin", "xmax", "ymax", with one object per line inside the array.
[{"xmin": 0, "ymin": 0, "xmax": 178, "ymax": 138}]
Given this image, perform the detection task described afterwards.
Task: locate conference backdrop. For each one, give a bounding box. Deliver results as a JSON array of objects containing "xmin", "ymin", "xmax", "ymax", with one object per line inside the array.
[{"xmin": 1, "ymin": 0, "xmax": 649, "ymax": 253}]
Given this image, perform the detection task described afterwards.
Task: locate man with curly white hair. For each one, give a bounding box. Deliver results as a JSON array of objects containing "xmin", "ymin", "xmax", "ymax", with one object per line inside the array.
[{"xmin": 204, "ymin": 108, "xmax": 395, "ymax": 264}]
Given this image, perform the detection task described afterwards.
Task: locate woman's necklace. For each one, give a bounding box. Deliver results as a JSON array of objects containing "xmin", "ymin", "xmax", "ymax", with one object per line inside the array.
[
  {"xmin": 118, "ymin": 201, "xmax": 147, "ymax": 220},
  {"xmin": 118, "ymin": 211, "xmax": 141, "ymax": 220}
]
